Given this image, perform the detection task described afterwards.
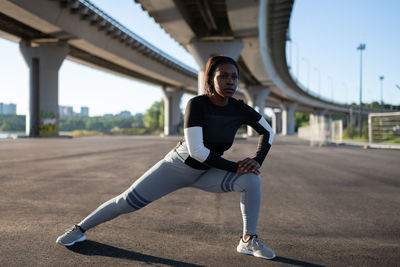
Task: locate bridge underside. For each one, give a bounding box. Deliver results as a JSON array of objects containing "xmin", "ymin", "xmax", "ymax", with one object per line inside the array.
[{"xmin": 0, "ymin": 0, "xmax": 381, "ymax": 136}]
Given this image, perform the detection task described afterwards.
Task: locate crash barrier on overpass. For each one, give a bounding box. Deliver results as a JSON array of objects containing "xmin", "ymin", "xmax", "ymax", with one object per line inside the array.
[
  {"xmin": 368, "ymin": 112, "xmax": 400, "ymax": 149},
  {"xmin": 298, "ymin": 119, "xmax": 343, "ymax": 145}
]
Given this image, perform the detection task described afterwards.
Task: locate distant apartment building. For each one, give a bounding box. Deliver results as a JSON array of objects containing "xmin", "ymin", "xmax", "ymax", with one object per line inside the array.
[
  {"xmin": 59, "ymin": 106, "xmax": 74, "ymax": 117},
  {"xmin": 59, "ymin": 106, "xmax": 90, "ymax": 117},
  {"xmin": 0, "ymin": 103, "xmax": 17, "ymax": 115},
  {"xmin": 80, "ymin": 107, "xmax": 89, "ymax": 117}
]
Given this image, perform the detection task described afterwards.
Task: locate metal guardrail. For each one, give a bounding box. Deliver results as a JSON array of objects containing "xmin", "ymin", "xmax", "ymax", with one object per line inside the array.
[{"xmin": 64, "ymin": 0, "xmax": 197, "ymax": 77}]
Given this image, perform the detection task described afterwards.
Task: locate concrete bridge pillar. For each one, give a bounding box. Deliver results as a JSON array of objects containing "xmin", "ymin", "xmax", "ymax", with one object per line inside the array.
[
  {"xmin": 20, "ymin": 41, "xmax": 69, "ymax": 137},
  {"xmin": 186, "ymin": 40, "xmax": 243, "ymax": 95},
  {"xmin": 310, "ymin": 110, "xmax": 326, "ymax": 125},
  {"xmin": 281, "ymin": 102, "xmax": 298, "ymax": 135},
  {"xmin": 161, "ymin": 87, "xmax": 183, "ymax": 136},
  {"xmin": 271, "ymin": 109, "xmax": 282, "ymax": 134},
  {"xmin": 242, "ymin": 87, "xmax": 270, "ymax": 136}
]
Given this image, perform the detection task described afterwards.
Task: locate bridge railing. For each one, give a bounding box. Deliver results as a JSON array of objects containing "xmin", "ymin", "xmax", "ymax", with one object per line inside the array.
[{"xmin": 65, "ymin": 0, "xmax": 197, "ymax": 75}]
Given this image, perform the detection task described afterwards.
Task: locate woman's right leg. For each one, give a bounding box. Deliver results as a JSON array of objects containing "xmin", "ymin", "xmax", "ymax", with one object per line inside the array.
[{"xmin": 78, "ymin": 151, "xmax": 204, "ymax": 231}]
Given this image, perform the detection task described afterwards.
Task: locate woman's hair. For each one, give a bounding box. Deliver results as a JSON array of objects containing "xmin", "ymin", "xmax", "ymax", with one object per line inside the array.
[{"xmin": 203, "ymin": 56, "xmax": 239, "ymax": 96}]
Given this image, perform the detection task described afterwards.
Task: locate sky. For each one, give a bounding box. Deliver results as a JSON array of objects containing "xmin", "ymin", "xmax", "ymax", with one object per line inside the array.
[{"xmin": 0, "ymin": 0, "xmax": 399, "ymax": 116}]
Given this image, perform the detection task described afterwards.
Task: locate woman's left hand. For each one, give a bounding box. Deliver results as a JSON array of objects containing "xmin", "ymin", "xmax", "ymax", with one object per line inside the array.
[{"xmin": 237, "ymin": 158, "xmax": 260, "ymax": 175}]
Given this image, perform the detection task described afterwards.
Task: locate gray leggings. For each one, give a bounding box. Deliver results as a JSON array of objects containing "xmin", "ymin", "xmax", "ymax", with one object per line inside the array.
[{"xmin": 79, "ymin": 150, "xmax": 261, "ymax": 235}]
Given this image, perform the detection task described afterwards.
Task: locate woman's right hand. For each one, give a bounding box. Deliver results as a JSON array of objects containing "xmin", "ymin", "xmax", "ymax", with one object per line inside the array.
[{"xmin": 237, "ymin": 158, "xmax": 260, "ymax": 175}]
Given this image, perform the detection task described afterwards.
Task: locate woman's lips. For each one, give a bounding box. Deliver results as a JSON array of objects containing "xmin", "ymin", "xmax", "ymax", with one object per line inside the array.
[{"xmin": 224, "ymin": 88, "xmax": 235, "ymax": 93}]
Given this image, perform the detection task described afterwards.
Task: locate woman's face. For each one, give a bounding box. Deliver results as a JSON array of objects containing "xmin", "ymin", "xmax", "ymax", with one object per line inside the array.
[{"xmin": 211, "ymin": 63, "xmax": 238, "ymax": 99}]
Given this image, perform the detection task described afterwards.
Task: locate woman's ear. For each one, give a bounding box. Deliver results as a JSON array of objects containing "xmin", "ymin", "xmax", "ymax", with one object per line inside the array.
[{"xmin": 208, "ymin": 78, "xmax": 213, "ymax": 88}]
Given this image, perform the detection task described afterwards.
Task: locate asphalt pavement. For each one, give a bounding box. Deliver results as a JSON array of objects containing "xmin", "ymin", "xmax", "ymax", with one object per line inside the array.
[{"xmin": 0, "ymin": 135, "xmax": 399, "ymax": 266}]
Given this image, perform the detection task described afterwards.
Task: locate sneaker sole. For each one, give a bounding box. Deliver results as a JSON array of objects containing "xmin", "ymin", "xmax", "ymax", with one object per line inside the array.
[
  {"xmin": 237, "ymin": 246, "xmax": 276, "ymax": 260},
  {"xmin": 57, "ymin": 234, "xmax": 86, "ymax": 246}
]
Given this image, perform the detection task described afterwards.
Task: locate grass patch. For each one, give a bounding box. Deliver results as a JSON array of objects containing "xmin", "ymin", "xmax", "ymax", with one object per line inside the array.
[
  {"xmin": 343, "ymin": 136, "xmax": 368, "ymax": 142},
  {"xmin": 70, "ymin": 130, "xmax": 103, "ymax": 136},
  {"xmin": 110, "ymin": 128, "xmax": 164, "ymax": 135}
]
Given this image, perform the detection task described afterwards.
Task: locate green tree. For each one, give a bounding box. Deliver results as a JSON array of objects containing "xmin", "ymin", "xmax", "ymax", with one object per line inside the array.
[
  {"xmin": 295, "ymin": 112, "xmax": 310, "ymax": 132},
  {"xmin": 60, "ymin": 117, "xmax": 86, "ymax": 131},
  {"xmin": 143, "ymin": 100, "xmax": 164, "ymax": 130},
  {"xmin": 86, "ymin": 118, "xmax": 106, "ymax": 132},
  {"xmin": 362, "ymin": 121, "xmax": 369, "ymax": 140},
  {"xmin": 131, "ymin": 113, "xmax": 144, "ymax": 128},
  {"xmin": 0, "ymin": 115, "xmax": 25, "ymax": 131},
  {"xmin": 344, "ymin": 123, "xmax": 359, "ymax": 139}
]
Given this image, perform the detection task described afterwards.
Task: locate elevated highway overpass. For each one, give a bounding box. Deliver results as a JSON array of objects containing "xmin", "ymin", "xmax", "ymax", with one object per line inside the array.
[
  {"xmin": 135, "ymin": 0, "xmax": 380, "ymax": 135},
  {"xmin": 0, "ymin": 0, "xmax": 377, "ymax": 137},
  {"xmin": 0, "ymin": 0, "xmax": 198, "ymax": 136}
]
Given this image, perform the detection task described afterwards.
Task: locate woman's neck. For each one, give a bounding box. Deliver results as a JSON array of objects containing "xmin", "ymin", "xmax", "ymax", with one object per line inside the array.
[{"xmin": 208, "ymin": 94, "xmax": 229, "ymax": 106}]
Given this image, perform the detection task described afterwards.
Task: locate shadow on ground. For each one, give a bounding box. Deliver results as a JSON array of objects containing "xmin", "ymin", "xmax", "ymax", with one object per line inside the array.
[
  {"xmin": 68, "ymin": 240, "xmax": 325, "ymax": 267},
  {"xmin": 67, "ymin": 240, "xmax": 205, "ymax": 267},
  {"xmin": 273, "ymin": 256, "xmax": 326, "ymax": 267}
]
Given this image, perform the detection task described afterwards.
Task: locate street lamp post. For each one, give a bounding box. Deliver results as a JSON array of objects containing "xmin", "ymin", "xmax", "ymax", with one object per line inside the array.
[
  {"xmin": 379, "ymin": 75, "xmax": 384, "ymax": 106},
  {"xmin": 357, "ymin": 43, "xmax": 366, "ymax": 137}
]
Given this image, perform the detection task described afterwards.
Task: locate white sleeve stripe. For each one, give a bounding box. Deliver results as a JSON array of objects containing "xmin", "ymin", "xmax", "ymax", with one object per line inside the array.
[
  {"xmin": 258, "ymin": 117, "xmax": 274, "ymax": 144},
  {"xmin": 184, "ymin": 127, "xmax": 210, "ymax": 162}
]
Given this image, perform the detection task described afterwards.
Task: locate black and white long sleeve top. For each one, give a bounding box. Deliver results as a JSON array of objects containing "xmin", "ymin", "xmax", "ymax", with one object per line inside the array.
[{"xmin": 175, "ymin": 95, "xmax": 274, "ymax": 173}]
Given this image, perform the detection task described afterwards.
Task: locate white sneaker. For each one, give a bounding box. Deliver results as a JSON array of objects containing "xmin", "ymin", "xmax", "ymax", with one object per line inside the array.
[
  {"xmin": 236, "ymin": 235, "xmax": 276, "ymax": 259},
  {"xmin": 56, "ymin": 225, "xmax": 86, "ymax": 246}
]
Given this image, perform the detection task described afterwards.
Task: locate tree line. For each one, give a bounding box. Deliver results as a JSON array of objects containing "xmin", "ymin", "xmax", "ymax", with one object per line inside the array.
[
  {"xmin": 1, "ymin": 99, "xmax": 398, "ymax": 134},
  {"xmin": 0, "ymin": 99, "xmax": 168, "ymax": 133}
]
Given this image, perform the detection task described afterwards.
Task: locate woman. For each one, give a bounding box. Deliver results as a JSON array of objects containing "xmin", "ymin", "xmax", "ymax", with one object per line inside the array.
[{"xmin": 56, "ymin": 56, "xmax": 276, "ymax": 260}]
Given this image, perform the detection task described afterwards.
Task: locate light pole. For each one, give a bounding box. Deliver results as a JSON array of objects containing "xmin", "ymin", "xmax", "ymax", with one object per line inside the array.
[
  {"xmin": 379, "ymin": 76, "xmax": 384, "ymax": 106},
  {"xmin": 357, "ymin": 43, "xmax": 366, "ymax": 137},
  {"xmin": 314, "ymin": 67, "xmax": 321, "ymax": 96},
  {"xmin": 302, "ymin": 57, "xmax": 310, "ymax": 89}
]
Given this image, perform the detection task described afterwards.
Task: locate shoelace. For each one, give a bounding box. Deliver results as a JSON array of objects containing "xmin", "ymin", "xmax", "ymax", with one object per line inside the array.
[
  {"xmin": 65, "ymin": 225, "xmax": 78, "ymax": 234},
  {"xmin": 252, "ymin": 237, "xmax": 265, "ymax": 250}
]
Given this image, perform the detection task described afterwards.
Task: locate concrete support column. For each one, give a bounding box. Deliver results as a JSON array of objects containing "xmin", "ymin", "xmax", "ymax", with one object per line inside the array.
[
  {"xmin": 271, "ymin": 111, "xmax": 276, "ymax": 134},
  {"xmin": 187, "ymin": 40, "xmax": 243, "ymax": 95},
  {"xmin": 280, "ymin": 102, "xmax": 298, "ymax": 135},
  {"xmin": 162, "ymin": 87, "xmax": 183, "ymax": 136},
  {"xmin": 273, "ymin": 109, "xmax": 282, "ymax": 134},
  {"xmin": 309, "ymin": 110, "xmax": 327, "ymax": 142},
  {"xmin": 243, "ymin": 87, "xmax": 270, "ymax": 136},
  {"xmin": 310, "ymin": 110, "xmax": 326, "ymax": 125},
  {"xmin": 20, "ymin": 41, "xmax": 69, "ymax": 136}
]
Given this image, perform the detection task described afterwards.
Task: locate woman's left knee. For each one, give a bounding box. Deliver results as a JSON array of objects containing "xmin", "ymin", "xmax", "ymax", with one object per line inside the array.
[{"xmin": 240, "ymin": 173, "xmax": 261, "ymax": 190}]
